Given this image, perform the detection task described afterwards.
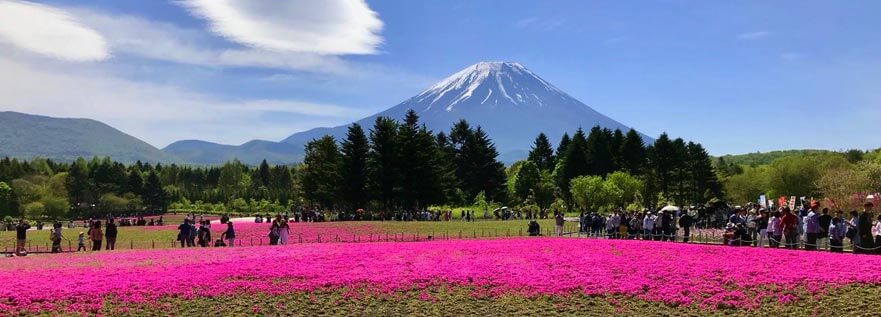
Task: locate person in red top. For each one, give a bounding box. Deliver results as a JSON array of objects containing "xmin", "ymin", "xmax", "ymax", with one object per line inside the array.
[{"xmin": 780, "ymin": 207, "xmax": 798, "ymax": 249}]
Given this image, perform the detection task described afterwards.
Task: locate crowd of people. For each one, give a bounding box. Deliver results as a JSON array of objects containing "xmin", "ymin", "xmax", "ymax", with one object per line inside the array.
[{"xmin": 575, "ymin": 201, "xmax": 878, "ymax": 253}]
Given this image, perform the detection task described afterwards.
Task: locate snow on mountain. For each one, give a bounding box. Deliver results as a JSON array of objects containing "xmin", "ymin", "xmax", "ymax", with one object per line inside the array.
[{"xmin": 169, "ymin": 61, "xmax": 652, "ymax": 164}]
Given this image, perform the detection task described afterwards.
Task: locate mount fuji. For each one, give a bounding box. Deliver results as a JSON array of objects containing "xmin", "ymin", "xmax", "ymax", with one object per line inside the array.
[{"xmin": 165, "ymin": 62, "xmax": 652, "ymax": 164}]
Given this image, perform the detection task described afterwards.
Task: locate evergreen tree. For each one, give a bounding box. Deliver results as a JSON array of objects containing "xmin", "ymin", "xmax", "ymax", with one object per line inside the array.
[
  {"xmin": 368, "ymin": 117, "xmax": 401, "ymax": 210},
  {"xmin": 620, "ymin": 129, "xmax": 647, "ymax": 176},
  {"xmin": 143, "ymin": 171, "xmax": 166, "ymax": 211},
  {"xmin": 300, "ymin": 136, "xmax": 341, "ymax": 209},
  {"xmin": 556, "ymin": 128, "xmax": 590, "ymax": 199},
  {"xmin": 671, "ymin": 138, "xmax": 689, "ymax": 204},
  {"xmin": 340, "ymin": 123, "xmax": 369, "ymax": 210},
  {"xmin": 555, "ymin": 133, "xmax": 571, "ymax": 161},
  {"xmin": 126, "ymin": 169, "xmax": 143, "ymax": 196},
  {"xmin": 610, "ymin": 129, "xmax": 625, "ymax": 170},
  {"xmin": 528, "ymin": 133, "xmax": 555, "ymax": 171},
  {"xmin": 686, "ymin": 142, "xmax": 723, "ymax": 204},
  {"xmin": 435, "ymin": 132, "xmax": 462, "ymax": 205},
  {"xmin": 650, "ymin": 133, "xmax": 675, "ymax": 201},
  {"xmin": 258, "ymin": 159, "xmax": 271, "ymax": 188},
  {"xmin": 584, "ymin": 126, "xmax": 615, "ymax": 176},
  {"xmin": 65, "ymin": 158, "xmax": 92, "ymax": 209}
]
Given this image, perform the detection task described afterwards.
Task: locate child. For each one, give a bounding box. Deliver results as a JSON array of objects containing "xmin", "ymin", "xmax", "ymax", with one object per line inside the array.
[{"xmin": 77, "ymin": 232, "xmax": 86, "ymax": 252}]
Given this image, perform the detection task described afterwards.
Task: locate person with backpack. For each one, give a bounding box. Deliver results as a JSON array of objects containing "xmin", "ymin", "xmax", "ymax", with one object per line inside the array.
[
  {"xmin": 105, "ymin": 218, "xmax": 118, "ymax": 250},
  {"xmin": 177, "ymin": 219, "xmax": 191, "ymax": 248}
]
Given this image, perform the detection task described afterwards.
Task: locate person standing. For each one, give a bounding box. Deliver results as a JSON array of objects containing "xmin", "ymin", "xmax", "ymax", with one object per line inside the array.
[
  {"xmin": 268, "ymin": 219, "xmax": 280, "ymax": 245},
  {"xmin": 105, "ymin": 218, "xmax": 118, "ymax": 250},
  {"xmin": 829, "ymin": 213, "xmax": 847, "ymax": 253},
  {"xmin": 780, "ymin": 208, "xmax": 798, "ymax": 250},
  {"xmin": 15, "ymin": 220, "xmax": 31, "ymax": 255},
  {"xmin": 278, "ymin": 218, "xmax": 290, "ymax": 245},
  {"xmin": 642, "ymin": 212, "xmax": 655, "ymax": 240},
  {"xmin": 857, "ymin": 202, "xmax": 875, "ymax": 254},
  {"xmin": 223, "ymin": 221, "xmax": 236, "ymax": 247},
  {"xmin": 756, "ymin": 210, "xmax": 769, "ymax": 247},
  {"xmin": 88, "ymin": 221, "xmax": 103, "ymax": 251},
  {"xmin": 768, "ymin": 211, "xmax": 782, "ymax": 248},
  {"xmin": 554, "ymin": 212, "xmax": 565, "ymax": 236},
  {"xmin": 873, "ymin": 214, "xmax": 881, "ymax": 255},
  {"xmin": 818, "ymin": 208, "xmax": 832, "ymax": 250},
  {"xmin": 804, "ymin": 206, "xmax": 821, "ymax": 251},
  {"xmin": 679, "ymin": 211, "xmax": 693, "ymax": 243}
]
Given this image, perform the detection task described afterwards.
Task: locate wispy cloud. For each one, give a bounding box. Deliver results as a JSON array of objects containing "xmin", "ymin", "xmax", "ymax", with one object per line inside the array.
[
  {"xmin": 737, "ymin": 31, "xmax": 770, "ymax": 40},
  {"xmin": 178, "ymin": 0, "xmax": 383, "ymax": 55},
  {"xmin": 0, "ymin": 1, "xmax": 109, "ymax": 62},
  {"xmin": 0, "ymin": 56, "xmax": 365, "ymax": 147}
]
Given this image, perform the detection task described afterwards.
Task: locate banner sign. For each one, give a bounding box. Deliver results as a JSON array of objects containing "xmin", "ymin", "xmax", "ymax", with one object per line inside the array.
[{"xmin": 759, "ymin": 195, "xmax": 767, "ymax": 208}]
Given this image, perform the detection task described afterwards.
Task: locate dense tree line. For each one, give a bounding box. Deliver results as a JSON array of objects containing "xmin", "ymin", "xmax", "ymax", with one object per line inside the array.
[
  {"xmin": 0, "ymin": 113, "xmax": 728, "ymax": 220},
  {"xmin": 299, "ymin": 110, "xmax": 507, "ymax": 214},
  {"xmin": 0, "ymin": 156, "xmax": 298, "ymax": 219},
  {"xmin": 510, "ymin": 127, "xmax": 723, "ymax": 212}
]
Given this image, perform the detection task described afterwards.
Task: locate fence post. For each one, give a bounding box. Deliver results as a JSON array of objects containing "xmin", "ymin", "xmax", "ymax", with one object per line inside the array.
[
  {"xmin": 152, "ymin": 240, "xmax": 155, "ymax": 249},
  {"xmin": 299, "ymin": 234, "xmax": 303, "ymax": 244},
  {"xmin": 130, "ymin": 240, "xmax": 133, "ymax": 249},
  {"xmin": 318, "ymin": 234, "xmax": 321, "ymax": 243},
  {"xmin": 458, "ymin": 231, "xmax": 462, "ymax": 239}
]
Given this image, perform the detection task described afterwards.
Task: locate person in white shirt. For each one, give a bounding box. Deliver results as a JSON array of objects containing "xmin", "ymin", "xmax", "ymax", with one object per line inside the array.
[{"xmin": 642, "ymin": 212, "xmax": 655, "ymax": 240}]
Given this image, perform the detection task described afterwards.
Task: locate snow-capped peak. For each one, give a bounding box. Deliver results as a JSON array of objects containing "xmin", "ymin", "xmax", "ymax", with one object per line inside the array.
[{"xmin": 414, "ymin": 61, "xmax": 566, "ymax": 112}]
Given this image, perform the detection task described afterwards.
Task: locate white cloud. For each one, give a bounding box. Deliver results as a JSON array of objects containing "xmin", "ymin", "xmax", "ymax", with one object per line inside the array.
[
  {"xmin": 0, "ymin": 0, "xmax": 109, "ymax": 61},
  {"xmin": 737, "ymin": 31, "xmax": 770, "ymax": 40},
  {"xmin": 0, "ymin": 56, "xmax": 365, "ymax": 147},
  {"xmin": 178, "ymin": 0, "xmax": 383, "ymax": 55},
  {"xmin": 73, "ymin": 8, "xmax": 350, "ymax": 74}
]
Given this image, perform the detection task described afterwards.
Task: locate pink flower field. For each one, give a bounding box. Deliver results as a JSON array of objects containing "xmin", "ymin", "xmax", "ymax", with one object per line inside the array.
[{"xmin": 2, "ymin": 238, "xmax": 881, "ymax": 314}]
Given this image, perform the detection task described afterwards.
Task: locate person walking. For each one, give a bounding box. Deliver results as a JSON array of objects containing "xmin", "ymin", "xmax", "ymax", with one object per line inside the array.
[
  {"xmin": 780, "ymin": 208, "xmax": 798, "ymax": 250},
  {"xmin": 15, "ymin": 220, "xmax": 31, "ymax": 255},
  {"xmin": 105, "ymin": 218, "xmax": 118, "ymax": 250},
  {"xmin": 554, "ymin": 212, "xmax": 565, "ymax": 236},
  {"xmin": 177, "ymin": 219, "xmax": 191, "ymax": 248},
  {"xmin": 804, "ymin": 206, "xmax": 821, "ymax": 251},
  {"xmin": 88, "ymin": 221, "xmax": 103, "ymax": 251},
  {"xmin": 76, "ymin": 231, "xmax": 86, "ymax": 252},
  {"xmin": 51, "ymin": 222, "xmax": 64, "ymax": 253},
  {"xmin": 223, "ymin": 221, "xmax": 236, "ymax": 247},
  {"xmin": 197, "ymin": 220, "xmax": 211, "ymax": 247}
]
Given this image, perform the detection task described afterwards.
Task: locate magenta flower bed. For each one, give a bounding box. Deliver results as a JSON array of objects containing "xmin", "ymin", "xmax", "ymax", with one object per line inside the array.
[{"xmin": 2, "ymin": 238, "xmax": 881, "ymax": 313}]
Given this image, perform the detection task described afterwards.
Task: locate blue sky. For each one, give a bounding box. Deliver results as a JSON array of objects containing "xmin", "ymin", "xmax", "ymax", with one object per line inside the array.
[{"xmin": 0, "ymin": 0, "xmax": 879, "ymax": 155}]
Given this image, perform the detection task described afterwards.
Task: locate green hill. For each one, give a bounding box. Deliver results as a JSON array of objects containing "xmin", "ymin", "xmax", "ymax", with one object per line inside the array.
[
  {"xmin": 0, "ymin": 111, "xmax": 180, "ymax": 163},
  {"xmin": 718, "ymin": 150, "xmax": 840, "ymax": 166}
]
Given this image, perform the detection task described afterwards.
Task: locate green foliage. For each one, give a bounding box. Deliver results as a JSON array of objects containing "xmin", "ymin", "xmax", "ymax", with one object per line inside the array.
[
  {"xmin": 570, "ymin": 172, "xmax": 644, "ymax": 213},
  {"xmin": 718, "ymin": 149, "xmax": 838, "ymax": 167},
  {"xmin": 300, "ymin": 136, "xmax": 342, "ymax": 209},
  {"xmin": 527, "ymin": 133, "xmax": 555, "ymax": 171},
  {"xmin": 0, "ymin": 182, "xmax": 12, "ymax": 217},
  {"xmin": 340, "ymin": 123, "xmax": 370, "ymax": 210}
]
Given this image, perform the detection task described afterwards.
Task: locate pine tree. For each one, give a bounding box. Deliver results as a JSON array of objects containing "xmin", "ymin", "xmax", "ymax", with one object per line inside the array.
[
  {"xmin": 300, "ymin": 136, "xmax": 341, "ymax": 209},
  {"xmin": 143, "ymin": 171, "xmax": 166, "ymax": 211},
  {"xmin": 555, "ymin": 133, "xmax": 571, "ymax": 163},
  {"xmin": 126, "ymin": 169, "xmax": 143, "ymax": 196},
  {"xmin": 686, "ymin": 142, "xmax": 723, "ymax": 204},
  {"xmin": 340, "ymin": 123, "xmax": 370, "ymax": 210},
  {"xmin": 528, "ymin": 133, "xmax": 555, "ymax": 171},
  {"xmin": 650, "ymin": 133, "xmax": 675, "ymax": 201},
  {"xmin": 258, "ymin": 159, "xmax": 271, "ymax": 188},
  {"xmin": 610, "ymin": 129, "xmax": 625, "ymax": 170},
  {"xmin": 620, "ymin": 129, "xmax": 647, "ymax": 176},
  {"xmin": 556, "ymin": 128, "xmax": 590, "ymax": 199},
  {"xmin": 584, "ymin": 126, "xmax": 615, "ymax": 176},
  {"xmin": 367, "ymin": 117, "xmax": 401, "ymax": 210},
  {"xmin": 435, "ymin": 132, "xmax": 462, "ymax": 205}
]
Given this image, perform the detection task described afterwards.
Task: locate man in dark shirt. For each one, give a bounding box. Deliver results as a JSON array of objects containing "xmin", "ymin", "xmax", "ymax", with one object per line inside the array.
[
  {"xmin": 16, "ymin": 220, "xmax": 31, "ymax": 255},
  {"xmin": 818, "ymin": 208, "xmax": 832, "ymax": 250},
  {"xmin": 679, "ymin": 212, "xmax": 694, "ymax": 243},
  {"xmin": 105, "ymin": 218, "xmax": 118, "ymax": 250}
]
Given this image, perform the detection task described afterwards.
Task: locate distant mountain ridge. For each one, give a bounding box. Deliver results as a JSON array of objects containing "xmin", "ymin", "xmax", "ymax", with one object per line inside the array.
[
  {"xmin": 0, "ymin": 111, "xmax": 179, "ymax": 163},
  {"xmin": 4, "ymin": 62, "xmax": 655, "ymax": 165}
]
